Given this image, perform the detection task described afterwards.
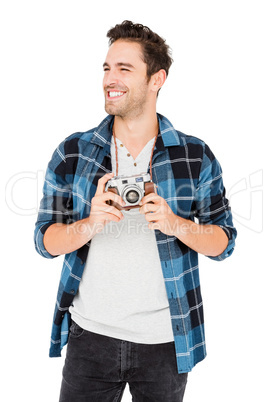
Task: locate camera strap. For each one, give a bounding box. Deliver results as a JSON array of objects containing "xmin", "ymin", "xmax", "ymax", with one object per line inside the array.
[{"xmin": 112, "ymin": 130, "xmax": 158, "ymax": 179}]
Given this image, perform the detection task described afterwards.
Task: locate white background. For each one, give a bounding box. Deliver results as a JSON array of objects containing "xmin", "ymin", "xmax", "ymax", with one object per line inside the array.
[{"xmin": 1, "ymin": 0, "xmax": 267, "ymax": 401}]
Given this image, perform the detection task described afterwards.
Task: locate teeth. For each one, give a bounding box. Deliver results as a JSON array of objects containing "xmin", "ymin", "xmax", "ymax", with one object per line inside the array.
[{"xmin": 109, "ymin": 91, "xmax": 124, "ymax": 98}]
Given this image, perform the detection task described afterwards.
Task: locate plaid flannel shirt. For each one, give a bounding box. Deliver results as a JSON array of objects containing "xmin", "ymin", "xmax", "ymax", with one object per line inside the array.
[{"xmin": 34, "ymin": 114, "xmax": 236, "ymax": 373}]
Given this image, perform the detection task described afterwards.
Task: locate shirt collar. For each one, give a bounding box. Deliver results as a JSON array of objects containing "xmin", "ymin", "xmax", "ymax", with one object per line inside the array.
[{"xmin": 90, "ymin": 113, "xmax": 180, "ymax": 151}]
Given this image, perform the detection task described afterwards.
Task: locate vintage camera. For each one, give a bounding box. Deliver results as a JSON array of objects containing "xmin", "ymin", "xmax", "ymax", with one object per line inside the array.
[{"xmin": 105, "ymin": 172, "xmax": 156, "ymax": 210}]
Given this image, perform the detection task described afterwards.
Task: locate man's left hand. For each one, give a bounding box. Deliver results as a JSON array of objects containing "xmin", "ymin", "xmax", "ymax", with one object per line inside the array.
[{"xmin": 139, "ymin": 193, "xmax": 179, "ymax": 236}]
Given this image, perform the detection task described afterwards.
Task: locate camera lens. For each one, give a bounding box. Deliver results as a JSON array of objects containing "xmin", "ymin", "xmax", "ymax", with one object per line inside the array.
[{"xmin": 125, "ymin": 189, "xmax": 140, "ymax": 204}]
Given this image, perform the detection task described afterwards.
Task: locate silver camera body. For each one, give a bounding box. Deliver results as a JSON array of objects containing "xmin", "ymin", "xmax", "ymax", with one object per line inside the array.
[{"xmin": 105, "ymin": 172, "xmax": 155, "ymax": 209}]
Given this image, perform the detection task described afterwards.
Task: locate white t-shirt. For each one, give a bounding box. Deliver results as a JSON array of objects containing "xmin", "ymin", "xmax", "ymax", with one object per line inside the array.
[{"xmin": 70, "ymin": 136, "xmax": 174, "ymax": 344}]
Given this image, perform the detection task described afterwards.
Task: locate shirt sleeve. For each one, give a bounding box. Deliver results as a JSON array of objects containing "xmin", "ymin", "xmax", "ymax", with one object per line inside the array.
[
  {"xmin": 34, "ymin": 139, "xmax": 75, "ymax": 259},
  {"xmin": 194, "ymin": 143, "xmax": 237, "ymax": 261}
]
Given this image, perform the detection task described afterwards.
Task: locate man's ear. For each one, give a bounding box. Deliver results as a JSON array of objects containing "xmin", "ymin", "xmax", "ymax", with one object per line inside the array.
[{"xmin": 150, "ymin": 69, "xmax": 167, "ymax": 94}]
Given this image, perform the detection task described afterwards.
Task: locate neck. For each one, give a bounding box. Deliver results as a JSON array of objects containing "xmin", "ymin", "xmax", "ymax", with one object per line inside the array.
[{"xmin": 113, "ymin": 110, "xmax": 159, "ymax": 151}]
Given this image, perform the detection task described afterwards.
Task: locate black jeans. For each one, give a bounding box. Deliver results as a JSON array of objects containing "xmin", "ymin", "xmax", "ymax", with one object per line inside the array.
[{"xmin": 59, "ymin": 321, "xmax": 188, "ymax": 402}]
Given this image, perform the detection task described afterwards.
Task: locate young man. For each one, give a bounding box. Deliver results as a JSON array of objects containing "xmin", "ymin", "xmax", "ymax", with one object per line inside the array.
[{"xmin": 35, "ymin": 21, "xmax": 237, "ymax": 401}]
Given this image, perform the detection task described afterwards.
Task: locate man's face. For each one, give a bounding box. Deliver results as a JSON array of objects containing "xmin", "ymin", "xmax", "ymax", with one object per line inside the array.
[{"xmin": 103, "ymin": 40, "xmax": 151, "ymax": 119}]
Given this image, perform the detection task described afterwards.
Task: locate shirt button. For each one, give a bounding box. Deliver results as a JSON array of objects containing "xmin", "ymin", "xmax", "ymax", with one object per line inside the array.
[
  {"xmin": 127, "ymin": 153, "xmax": 131, "ymax": 157},
  {"xmin": 120, "ymin": 144, "xmax": 124, "ymax": 147},
  {"xmin": 134, "ymin": 163, "xmax": 137, "ymax": 167}
]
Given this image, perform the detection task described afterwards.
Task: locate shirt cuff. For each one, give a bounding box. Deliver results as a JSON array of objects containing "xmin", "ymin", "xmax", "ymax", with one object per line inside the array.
[{"xmin": 34, "ymin": 223, "xmax": 57, "ymax": 259}]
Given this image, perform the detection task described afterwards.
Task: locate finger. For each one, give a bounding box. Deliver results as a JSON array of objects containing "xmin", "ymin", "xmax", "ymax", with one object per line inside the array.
[
  {"xmin": 95, "ymin": 172, "xmax": 114, "ymax": 196},
  {"xmin": 92, "ymin": 202, "xmax": 124, "ymax": 220},
  {"xmin": 99, "ymin": 190, "xmax": 126, "ymax": 207},
  {"xmin": 144, "ymin": 212, "xmax": 162, "ymax": 223},
  {"xmin": 139, "ymin": 203, "xmax": 159, "ymax": 214},
  {"xmin": 140, "ymin": 193, "xmax": 163, "ymax": 206},
  {"xmin": 104, "ymin": 213, "xmax": 123, "ymax": 223},
  {"xmin": 99, "ymin": 212, "xmax": 123, "ymax": 224},
  {"xmin": 90, "ymin": 213, "xmax": 122, "ymax": 235}
]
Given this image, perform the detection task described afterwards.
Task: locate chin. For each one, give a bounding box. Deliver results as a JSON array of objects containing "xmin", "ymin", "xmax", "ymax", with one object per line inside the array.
[
  {"xmin": 104, "ymin": 105, "xmax": 113, "ymax": 115},
  {"xmin": 105, "ymin": 105, "xmax": 123, "ymax": 118}
]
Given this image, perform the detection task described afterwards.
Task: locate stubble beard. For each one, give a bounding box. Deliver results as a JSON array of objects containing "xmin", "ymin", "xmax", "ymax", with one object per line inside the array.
[{"xmin": 104, "ymin": 82, "xmax": 149, "ymax": 120}]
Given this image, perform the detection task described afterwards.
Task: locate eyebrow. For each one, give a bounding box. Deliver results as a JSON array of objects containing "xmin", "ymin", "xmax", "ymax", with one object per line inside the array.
[{"xmin": 103, "ymin": 62, "xmax": 135, "ymax": 69}]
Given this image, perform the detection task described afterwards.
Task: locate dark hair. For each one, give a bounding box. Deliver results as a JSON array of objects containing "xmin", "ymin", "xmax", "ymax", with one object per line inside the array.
[{"xmin": 106, "ymin": 20, "xmax": 173, "ymax": 80}]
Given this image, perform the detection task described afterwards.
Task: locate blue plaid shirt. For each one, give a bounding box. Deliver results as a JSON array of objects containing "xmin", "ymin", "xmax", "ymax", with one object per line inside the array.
[{"xmin": 34, "ymin": 114, "xmax": 236, "ymax": 373}]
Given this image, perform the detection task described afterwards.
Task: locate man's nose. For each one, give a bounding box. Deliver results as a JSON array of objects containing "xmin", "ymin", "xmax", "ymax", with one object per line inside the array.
[{"xmin": 103, "ymin": 69, "xmax": 120, "ymax": 88}]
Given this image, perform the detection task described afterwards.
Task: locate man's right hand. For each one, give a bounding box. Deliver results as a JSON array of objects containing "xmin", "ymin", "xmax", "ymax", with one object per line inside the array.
[
  {"xmin": 87, "ymin": 172, "xmax": 125, "ymax": 236},
  {"xmin": 43, "ymin": 172, "xmax": 125, "ymax": 256}
]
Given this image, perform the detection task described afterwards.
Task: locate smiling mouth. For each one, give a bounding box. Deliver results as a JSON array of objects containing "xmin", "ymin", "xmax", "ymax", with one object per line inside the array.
[{"xmin": 107, "ymin": 91, "xmax": 126, "ymax": 100}]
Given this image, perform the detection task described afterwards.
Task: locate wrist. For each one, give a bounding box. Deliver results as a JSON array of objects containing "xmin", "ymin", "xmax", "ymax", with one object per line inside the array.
[
  {"xmin": 69, "ymin": 218, "xmax": 96, "ymax": 243},
  {"xmin": 172, "ymin": 216, "xmax": 194, "ymax": 239}
]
